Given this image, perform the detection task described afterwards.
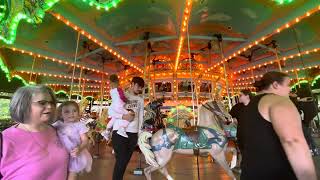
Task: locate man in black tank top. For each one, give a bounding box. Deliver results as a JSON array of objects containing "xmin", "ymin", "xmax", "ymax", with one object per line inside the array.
[{"xmin": 241, "ymin": 71, "xmax": 316, "ymax": 180}]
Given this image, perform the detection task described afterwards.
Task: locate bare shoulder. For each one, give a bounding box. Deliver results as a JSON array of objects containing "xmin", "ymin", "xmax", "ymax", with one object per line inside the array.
[
  {"xmin": 259, "ymin": 94, "xmax": 295, "ymax": 121},
  {"xmin": 260, "ymin": 94, "xmax": 292, "ymax": 107}
]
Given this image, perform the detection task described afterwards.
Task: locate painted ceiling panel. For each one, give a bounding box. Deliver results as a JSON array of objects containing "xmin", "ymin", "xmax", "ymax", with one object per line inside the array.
[
  {"xmin": 190, "ymin": 0, "xmax": 273, "ymax": 36},
  {"xmin": 56, "ymin": 0, "xmax": 182, "ymax": 41},
  {"xmin": 270, "ymin": 17, "xmax": 319, "ymax": 51},
  {"xmin": 14, "ymin": 14, "xmax": 81, "ymax": 58}
]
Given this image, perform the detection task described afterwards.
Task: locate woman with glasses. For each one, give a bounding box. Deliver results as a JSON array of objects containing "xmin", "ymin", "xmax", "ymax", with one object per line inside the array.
[{"xmin": 0, "ymin": 85, "xmax": 69, "ymax": 180}]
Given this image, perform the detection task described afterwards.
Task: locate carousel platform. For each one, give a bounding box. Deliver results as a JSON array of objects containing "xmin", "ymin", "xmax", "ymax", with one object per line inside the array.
[
  {"xmin": 79, "ymin": 138, "xmax": 320, "ymax": 180},
  {"xmin": 79, "ymin": 144, "xmax": 237, "ymax": 180}
]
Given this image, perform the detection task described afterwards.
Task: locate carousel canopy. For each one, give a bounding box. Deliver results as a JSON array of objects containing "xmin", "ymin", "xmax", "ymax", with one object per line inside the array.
[{"xmin": 0, "ymin": 0, "xmax": 320, "ymax": 100}]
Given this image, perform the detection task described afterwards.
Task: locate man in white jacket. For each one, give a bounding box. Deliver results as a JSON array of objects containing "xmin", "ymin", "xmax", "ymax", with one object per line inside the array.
[{"xmin": 111, "ymin": 76, "xmax": 145, "ymax": 180}]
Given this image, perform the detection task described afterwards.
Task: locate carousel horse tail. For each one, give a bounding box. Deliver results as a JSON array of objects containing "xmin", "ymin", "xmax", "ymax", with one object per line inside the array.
[{"xmin": 138, "ymin": 131, "xmax": 159, "ymax": 167}]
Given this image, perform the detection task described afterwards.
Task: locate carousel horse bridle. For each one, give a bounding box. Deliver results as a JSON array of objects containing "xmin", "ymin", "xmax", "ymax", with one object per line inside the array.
[
  {"xmin": 151, "ymin": 128, "xmax": 175, "ymax": 152},
  {"xmin": 202, "ymin": 101, "xmax": 227, "ymax": 129}
]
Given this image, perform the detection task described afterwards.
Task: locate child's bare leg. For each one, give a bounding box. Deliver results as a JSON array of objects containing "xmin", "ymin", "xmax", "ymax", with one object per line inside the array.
[
  {"xmin": 101, "ymin": 128, "xmax": 112, "ymax": 141},
  {"xmin": 68, "ymin": 172, "xmax": 77, "ymax": 180}
]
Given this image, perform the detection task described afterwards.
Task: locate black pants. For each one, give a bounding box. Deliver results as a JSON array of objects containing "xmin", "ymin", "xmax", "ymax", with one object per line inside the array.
[{"xmin": 112, "ymin": 131, "xmax": 138, "ymax": 180}]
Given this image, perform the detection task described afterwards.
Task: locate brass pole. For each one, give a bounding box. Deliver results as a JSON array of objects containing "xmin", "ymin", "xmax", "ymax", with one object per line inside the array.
[
  {"xmin": 81, "ymin": 79, "xmax": 86, "ymax": 98},
  {"xmin": 69, "ymin": 31, "xmax": 81, "ymax": 99},
  {"xmin": 29, "ymin": 56, "xmax": 36, "ymax": 83},
  {"xmin": 77, "ymin": 67, "xmax": 83, "ymax": 101},
  {"xmin": 275, "ymin": 47, "xmax": 282, "ymax": 72}
]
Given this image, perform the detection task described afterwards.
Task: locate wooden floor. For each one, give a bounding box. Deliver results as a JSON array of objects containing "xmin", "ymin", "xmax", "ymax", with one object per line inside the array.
[
  {"xmin": 79, "ymin": 138, "xmax": 320, "ymax": 180},
  {"xmin": 79, "ymin": 144, "xmax": 236, "ymax": 180}
]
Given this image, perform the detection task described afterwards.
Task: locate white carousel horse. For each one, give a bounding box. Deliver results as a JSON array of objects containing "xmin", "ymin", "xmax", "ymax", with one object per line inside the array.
[{"xmin": 138, "ymin": 100, "xmax": 237, "ymax": 180}]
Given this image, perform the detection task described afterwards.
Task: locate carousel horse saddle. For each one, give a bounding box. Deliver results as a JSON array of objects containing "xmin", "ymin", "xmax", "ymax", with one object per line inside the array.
[
  {"xmin": 167, "ymin": 124, "xmax": 211, "ymax": 150},
  {"xmin": 183, "ymin": 126, "xmax": 200, "ymax": 143}
]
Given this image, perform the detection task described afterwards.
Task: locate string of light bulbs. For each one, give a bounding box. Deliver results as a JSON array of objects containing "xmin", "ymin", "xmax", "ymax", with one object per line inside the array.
[
  {"xmin": 205, "ymin": 5, "xmax": 320, "ymax": 73},
  {"xmin": 50, "ymin": 12, "xmax": 143, "ymax": 73}
]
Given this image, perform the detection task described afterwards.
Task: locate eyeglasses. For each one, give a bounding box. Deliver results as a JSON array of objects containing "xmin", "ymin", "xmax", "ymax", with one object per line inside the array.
[{"xmin": 32, "ymin": 100, "xmax": 55, "ymax": 107}]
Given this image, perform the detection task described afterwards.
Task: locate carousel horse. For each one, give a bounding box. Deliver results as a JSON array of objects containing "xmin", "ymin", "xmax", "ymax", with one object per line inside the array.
[{"xmin": 138, "ymin": 100, "xmax": 237, "ymax": 180}]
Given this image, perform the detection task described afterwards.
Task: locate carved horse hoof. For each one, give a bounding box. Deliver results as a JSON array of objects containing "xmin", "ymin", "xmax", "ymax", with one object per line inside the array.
[{"xmin": 144, "ymin": 167, "xmax": 151, "ymax": 180}]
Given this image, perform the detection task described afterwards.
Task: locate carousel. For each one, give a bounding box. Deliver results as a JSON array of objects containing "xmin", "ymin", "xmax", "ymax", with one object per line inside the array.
[{"xmin": 0, "ymin": 0, "xmax": 320, "ymax": 179}]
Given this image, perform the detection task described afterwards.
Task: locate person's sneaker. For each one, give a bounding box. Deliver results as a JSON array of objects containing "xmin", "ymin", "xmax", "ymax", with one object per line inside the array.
[
  {"xmin": 101, "ymin": 130, "xmax": 110, "ymax": 141},
  {"xmin": 117, "ymin": 127, "xmax": 128, "ymax": 138}
]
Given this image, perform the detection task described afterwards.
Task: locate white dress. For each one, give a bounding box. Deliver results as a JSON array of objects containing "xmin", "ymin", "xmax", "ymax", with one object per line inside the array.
[{"xmin": 106, "ymin": 88, "xmax": 130, "ymax": 129}]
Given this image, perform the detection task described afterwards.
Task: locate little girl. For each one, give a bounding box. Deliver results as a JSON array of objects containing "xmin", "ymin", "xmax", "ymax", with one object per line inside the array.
[
  {"xmin": 54, "ymin": 101, "xmax": 92, "ymax": 180},
  {"xmin": 101, "ymin": 74, "xmax": 133, "ymax": 140}
]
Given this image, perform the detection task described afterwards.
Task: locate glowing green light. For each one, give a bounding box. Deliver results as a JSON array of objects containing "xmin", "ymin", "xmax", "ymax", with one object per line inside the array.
[
  {"xmin": 312, "ymin": 75, "xmax": 320, "ymax": 87},
  {"xmin": 56, "ymin": 90, "xmax": 68, "ymax": 94},
  {"xmin": 71, "ymin": 93, "xmax": 81, "ymax": 97},
  {"xmin": 273, "ymin": 0, "xmax": 294, "ymax": 5},
  {"xmin": 12, "ymin": 75, "xmax": 29, "ymax": 86},
  {"xmin": 0, "ymin": 0, "xmax": 123, "ymax": 44},
  {"xmin": 0, "ymin": 0, "xmax": 60, "ymax": 44},
  {"xmin": 85, "ymin": 96, "xmax": 94, "ymax": 100},
  {"xmin": 170, "ymin": 107, "xmax": 176, "ymax": 113},
  {"xmin": 177, "ymin": 105, "xmax": 185, "ymax": 110},
  {"xmin": 55, "ymin": 90, "xmax": 70, "ymax": 98},
  {"xmin": 167, "ymin": 118, "xmax": 175, "ymax": 123},
  {"xmin": 0, "ymin": 56, "xmax": 10, "ymax": 80},
  {"xmin": 291, "ymin": 80, "xmax": 308, "ymax": 89},
  {"xmin": 84, "ymin": 0, "xmax": 121, "ymax": 12}
]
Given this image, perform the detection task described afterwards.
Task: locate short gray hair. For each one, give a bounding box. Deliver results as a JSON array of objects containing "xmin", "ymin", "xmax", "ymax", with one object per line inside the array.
[{"xmin": 9, "ymin": 85, "xmax": 57, "ymax": 123}]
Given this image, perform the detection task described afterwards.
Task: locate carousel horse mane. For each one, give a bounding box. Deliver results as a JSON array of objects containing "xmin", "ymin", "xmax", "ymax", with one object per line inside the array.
[
  {"xmin": 143, "ymin": 98, "xmax": 165, "ymax": 130},
  {"xmin": 144, "ymin": 98, "xmax": 164, "ymax": 120},
  {"xmin": 200, "ymin": 100, "xmax": 231, "ymax": 118},
  {"xmin": 198, "ymin": 99, "xmax": 232, "ymax": 130}
]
